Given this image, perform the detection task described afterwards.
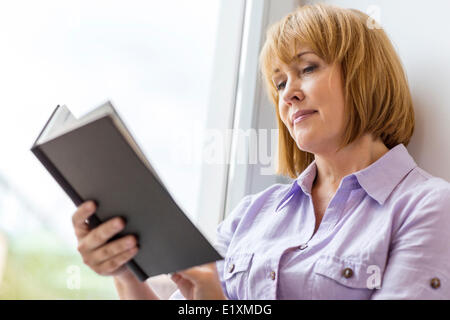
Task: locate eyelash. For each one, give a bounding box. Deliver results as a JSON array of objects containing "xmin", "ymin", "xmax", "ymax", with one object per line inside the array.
[{"xmin": 276, "ymin": 66, "xmax": 317, "ymax": 91}]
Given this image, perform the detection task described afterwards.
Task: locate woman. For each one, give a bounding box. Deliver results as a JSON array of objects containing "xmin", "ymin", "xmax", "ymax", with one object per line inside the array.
[{"xmin": 72, "ymin": 4, "xmax": 450, "ymax": 299}]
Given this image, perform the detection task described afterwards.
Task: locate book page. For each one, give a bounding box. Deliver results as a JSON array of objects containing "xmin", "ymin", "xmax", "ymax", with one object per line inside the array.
[
  {"xmin": 37, "ymin": 105, "xmax": 77, "ymax": 145},
  {"xmin": 38, "ymin": 103, "xmax": 114, "ymax": 145}
]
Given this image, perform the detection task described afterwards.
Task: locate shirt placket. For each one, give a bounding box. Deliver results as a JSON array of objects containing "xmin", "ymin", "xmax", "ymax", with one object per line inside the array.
[
  {"xmin": 260, "ymin": 255, "xmax": 282, "ymax": 299},
  {"xmin": 306, "ymin": 185, "xmax": 353, "ymax": 245}
]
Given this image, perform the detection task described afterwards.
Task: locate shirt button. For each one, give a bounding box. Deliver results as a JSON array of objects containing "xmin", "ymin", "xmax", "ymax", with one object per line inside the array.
[
  {"xmin": 342, "ymin": 268, "xmax": 354, "ymax": 279},
  {"xmin": 430, "ymin": 277, "xmax": 441, "ymax": 289},
  {"xmin": 228, "ymin": 263, "xmax": 235, "ymax": 273},
  {"xmin": 299, "ymin": 243, "xmax": 308, "ymax": 250},
  {"xmin": 270, "ymin": 271, "xmax": 276, "ymax": 280}
]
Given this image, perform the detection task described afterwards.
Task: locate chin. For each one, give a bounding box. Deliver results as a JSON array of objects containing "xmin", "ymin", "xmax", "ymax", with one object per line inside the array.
[
  {"xmin": 294, "ymin": 140, "xmax": 316, "ymax": 154},
  {"xmin": 293, "ymin": 132, "xmax": 317, "ymax": 153}
]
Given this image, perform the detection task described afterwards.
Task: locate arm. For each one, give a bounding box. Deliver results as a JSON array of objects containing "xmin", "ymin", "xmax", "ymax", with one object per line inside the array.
[{"xmin": 371, "ymin": 187, "xmax": 450, "ymax": 299}]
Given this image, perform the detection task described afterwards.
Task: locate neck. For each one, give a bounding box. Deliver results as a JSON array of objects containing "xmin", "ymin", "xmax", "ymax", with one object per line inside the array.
[{"xmin": 313, "ymin": 134, "xmax": 389, "ymax": 190}]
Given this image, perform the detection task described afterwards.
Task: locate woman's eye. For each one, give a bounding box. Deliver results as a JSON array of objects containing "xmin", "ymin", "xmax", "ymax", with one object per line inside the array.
[
  {"xmin": 276, "ymin": 82, "xmax": 286, "ymax": 91},
  {"xmin": 303, "ymin": 65, "xmax": 316, "ymax": 74},
  {"xmin": 275, "ymin": 66, "xmax": 317, "ymax": 91}
]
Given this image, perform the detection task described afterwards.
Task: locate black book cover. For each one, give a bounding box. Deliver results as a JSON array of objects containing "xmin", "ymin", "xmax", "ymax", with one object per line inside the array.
[{"xmin": 30, "ymin": 103, "xmax": 222, "ymax": 281}]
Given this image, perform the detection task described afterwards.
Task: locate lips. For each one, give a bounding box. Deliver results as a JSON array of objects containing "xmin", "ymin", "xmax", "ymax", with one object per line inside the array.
[{"xmin": 292, "ymin": 109, "xmax": 317, "ymax": 125}]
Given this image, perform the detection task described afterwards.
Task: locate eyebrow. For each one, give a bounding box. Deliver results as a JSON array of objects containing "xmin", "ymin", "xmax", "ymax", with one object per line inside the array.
[{"xmin": 272, "ymin": 51, "xmax": 315, "ymax": 74}]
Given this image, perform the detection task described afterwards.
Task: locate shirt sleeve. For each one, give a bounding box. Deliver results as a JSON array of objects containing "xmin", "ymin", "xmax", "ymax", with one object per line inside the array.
[
  {"xmin": 168, "ymin": 195, "xmax": 253, "ymax": 300},
  {"xmin": 371, "ymin": 186, "xmax": 450, "ymax": 299},
  {"xmin": 213, "ymin": 194, "xmax": 253, "ymax": 256}
]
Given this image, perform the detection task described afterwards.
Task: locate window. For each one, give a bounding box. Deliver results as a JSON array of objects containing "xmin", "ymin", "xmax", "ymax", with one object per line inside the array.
[{"xmin": 0, "ymin": 0, "xmax": 243, "ymax": 298}]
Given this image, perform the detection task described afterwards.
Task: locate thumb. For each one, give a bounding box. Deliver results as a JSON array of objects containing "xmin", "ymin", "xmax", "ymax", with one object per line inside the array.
[
  {"xmin": 177, "ymin": 266, "xmax": 204, "ymax": 283},
  {"xmin": 178, "ymin": 262, "xmax": 217, "ymax": 283},
  {"xmin": 171, "ymin": 273, "xmax": 194, "ymax": 300}
]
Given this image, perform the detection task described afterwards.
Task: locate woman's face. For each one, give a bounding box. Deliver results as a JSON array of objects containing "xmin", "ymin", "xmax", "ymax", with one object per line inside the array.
[{"xmin": 272, "ymin": 48, "xmax": 346, "ymax": 154}]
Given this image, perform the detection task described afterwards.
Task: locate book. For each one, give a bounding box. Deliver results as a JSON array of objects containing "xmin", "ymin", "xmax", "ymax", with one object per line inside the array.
[{"xmin": 30, "ymin": 101, "xmax": 223, "ymax": 281}]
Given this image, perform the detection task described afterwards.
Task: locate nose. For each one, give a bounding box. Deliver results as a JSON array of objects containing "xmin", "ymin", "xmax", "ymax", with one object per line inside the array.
[{"xmin": 281, "ymin": 79, "xmax": 305, "ymax": 106}]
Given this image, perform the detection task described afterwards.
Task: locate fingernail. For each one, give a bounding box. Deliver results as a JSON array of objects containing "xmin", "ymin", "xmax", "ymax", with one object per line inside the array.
[
  {"xmin": 127, "ymin": 238, "xmax": 135, "ymax": 247},
  {"xmin": 114, "ymin": 219, "xmax": 124, "ymax": 230},
  {"xmin": 84, "ymin": 201, "xmax": 94, "ymax": 210}
]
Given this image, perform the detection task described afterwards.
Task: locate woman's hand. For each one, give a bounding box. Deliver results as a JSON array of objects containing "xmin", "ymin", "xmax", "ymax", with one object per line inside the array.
[
  {"xmin": 170, "ymin": 262, "xmax": 227, "ymax": 300},
  {"xmin": 72, "ymin": 200, "xmax": 139, "ymax": 278}
]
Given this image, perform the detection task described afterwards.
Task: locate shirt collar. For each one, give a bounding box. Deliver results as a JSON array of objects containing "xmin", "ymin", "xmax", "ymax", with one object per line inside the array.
[
  {"xmin": 276, "ymin": 143, "xmax": 417, "ymax": 211},
  {"xmin": 353, "ymin": 143, "xmax": 417, "ymax": 205},
  {"xmin": 275, "ymin": 160, "xmax": 316, "ymax": 212}
]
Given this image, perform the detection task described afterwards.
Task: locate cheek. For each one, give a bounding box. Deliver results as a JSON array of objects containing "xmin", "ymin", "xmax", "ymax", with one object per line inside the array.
[{"xmin": 311, "ymin": 76, "xmax": 345, "ymax": 124}]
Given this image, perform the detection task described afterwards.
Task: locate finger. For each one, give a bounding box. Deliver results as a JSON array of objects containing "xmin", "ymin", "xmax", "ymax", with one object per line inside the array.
[
  {"xmin": 200, "ymin": 262, "xmax": 218, "ymax": 271},
  {"xmin": 204, "ymin": 262, "xmax": 219, "ymax": 275},
  {"xmin": 178, "ymin": 266, "xmax": 205, "ymax": 283},
  {"xmin": 89, "ymin": 235, "xmax": 137, "ymax": 266},
  {"xmin": 94, "ymin": 246, "xmax": 139, "ymax": 276},
  {"xmin": 180, "ymin": 262, "xmax": 216, "ymax": 276},
  {"xmin": 72, "ymin": 201, "xmax": 97, "ymax": 238},
  {"xmin": 177, "ymin": 277, "xmax": 193, "ymax": 291},
  {"xmin": 171, "ymin": 274, "xmax": 194, "ymax": 299},
  {"xmin": 171, "ymin": 272, "xmax": 191, "ymax": 288},
  {"xmin": 178, "ymin": 262, "xmax": 219, "ymax": 285},
  {"xmin": 170, "ymin": 273, "xmax": 182, "ymax": 283},
  {"xmin": 77, "ymin": 217, "xmax": 125, "ymax": 253}
]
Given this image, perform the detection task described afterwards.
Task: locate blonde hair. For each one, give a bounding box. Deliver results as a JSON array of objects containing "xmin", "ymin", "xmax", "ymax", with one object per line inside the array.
[{"xmin": 259, "ymin": 3, "xmax": 415, "ymax": 178}]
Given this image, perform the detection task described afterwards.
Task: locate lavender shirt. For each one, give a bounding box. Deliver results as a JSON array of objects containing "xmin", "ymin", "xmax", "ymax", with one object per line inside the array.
[{"xmin": 170, "ymin": 143, "xmax": 450, "ymax": 299}]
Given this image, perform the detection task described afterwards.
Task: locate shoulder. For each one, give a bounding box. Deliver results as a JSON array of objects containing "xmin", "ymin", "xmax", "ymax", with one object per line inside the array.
[
  {"xmin": 214, "ymin": 182, "xmax": 292, "ymax": 255},
  {"xmin": 399, "ymin": 166, "xmax": 450, "ymax": 206},
  {"xmin": 246, "ymin": 182, "xmax": 294, "ymax": 208},
  {"xmin": 392, "ymin": 167, "xmax": 450, "ymax": 234},
  {"xmin": 227, "ymin": 182, "xmax": 293, "ymax": 217},
  {"xmin": 412, "ymin": 176, "xmax": 450, "ymax": 219},
  {"xmin": 216, "ymin": 182, "xmax": 292, "ymax": 233}
]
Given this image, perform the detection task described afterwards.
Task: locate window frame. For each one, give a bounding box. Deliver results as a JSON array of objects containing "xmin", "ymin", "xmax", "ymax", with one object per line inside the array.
[
  {"xmin": 223, "ymin": 0, "xmax": 299, "ymax": 222},
  {"xmin": 194, "ymin": 0, "xmax": 247, "ymax": 242},
  {"xmin": 196, "ymin": 0, "xmax": 300, "ymax": 242}
]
